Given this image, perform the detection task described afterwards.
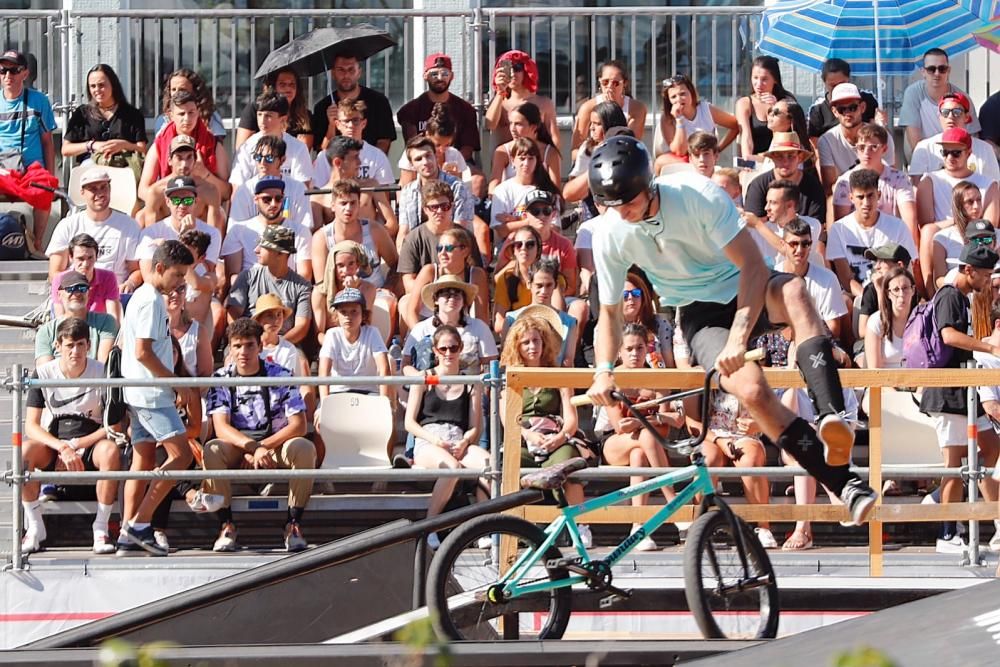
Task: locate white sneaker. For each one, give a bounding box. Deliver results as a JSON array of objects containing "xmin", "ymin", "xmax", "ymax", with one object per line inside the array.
[
  {"xmin": 21, "ymin": 529, "xmax": 45, "ymax": 554},
  {"xmin": 476, "ymin": 535, "xmax": 493, "ymax": 549},
  {"xmin": 755, "ymin": 527, "xmax": 778, "ymax": 549},
  {"xmin": 187, "ymin": 490, "xmax": 225, "ymax": 514},
  {"xmin": 936, "ymin": 535, "xmax": 967, "ymax": 554},
  {"xmin": 93, "ymin": 531, "xmax": 116, "ymax": 555},
  {"xmin": 818, "ymin": 413, "xmax": 855, "ymax": 467},
  {"xmin": 577, "ymin": 524, "xmax": 593, "ymax": 549},
  {"xmin": 153, "ymin": 530, "xmax": 170, "ymax": 552},
  {"xmin": 213, "ymin": 523, "xmax": 238, "ymax": 553}
]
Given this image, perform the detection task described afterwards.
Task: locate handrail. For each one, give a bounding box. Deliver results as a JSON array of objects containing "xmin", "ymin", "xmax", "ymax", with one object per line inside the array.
[
  {"xmin": 487, "ymin": 6, "xmax": 765, "ymax": 17},
  {"xmin": 17, "ymin": 373, "xmax": 485, "ymax": 390}
]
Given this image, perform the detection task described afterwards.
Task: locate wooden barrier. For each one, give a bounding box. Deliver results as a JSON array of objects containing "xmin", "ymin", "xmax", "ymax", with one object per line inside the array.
[{"xmin": 500, "ymin": 367, "xmax": 1000, "ymax": 576}]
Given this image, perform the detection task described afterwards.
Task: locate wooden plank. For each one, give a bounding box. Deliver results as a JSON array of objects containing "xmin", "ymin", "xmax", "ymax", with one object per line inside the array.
[
  {"xmin": 868, "ymin": 387, "xmax": 883, "ymax": 577},
  {"xmin": 500, "ymin": 377, "xmax": 526, "ymax": 572}
]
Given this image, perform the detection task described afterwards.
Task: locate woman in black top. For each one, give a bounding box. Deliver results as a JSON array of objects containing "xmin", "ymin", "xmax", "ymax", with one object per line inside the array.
[
  {"xmin": 62, "ymin": 64, "xmax": 147, "ymax": 166},
  {"xmin": 736, "ymin": 55, "xmax": 797, "ymax": 162},
  {"xmin": 235, "ymin": 66, "xmax": 313, "ymax": 150}
]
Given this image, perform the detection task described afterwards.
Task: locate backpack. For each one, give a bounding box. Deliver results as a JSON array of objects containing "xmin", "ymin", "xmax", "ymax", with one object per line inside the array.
[
  {"xmin": 902, "ymin": 286, "xmax": 955, "ymax": 369},
  {"xmin": 0, "ymin": 212, "xmax": 28, "ymax": 260},
  {"xmin": 103, "ymin": 344, "xmax": 128, "ymax": 445}
]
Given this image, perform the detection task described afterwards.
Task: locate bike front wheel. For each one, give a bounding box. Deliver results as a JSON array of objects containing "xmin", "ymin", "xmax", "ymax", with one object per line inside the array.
[
  {"xmin": 426, "ymin": 513, "xmax": 572, "ymax": 641},
  {"xmin": 683, "ymin": 509, "xmax": 779, "ymax": 639}
]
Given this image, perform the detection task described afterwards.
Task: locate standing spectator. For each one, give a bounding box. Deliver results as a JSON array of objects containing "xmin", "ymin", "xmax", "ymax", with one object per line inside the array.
[
  {"xmin": 228, "ymin": 136, "xmax": 313, "ymax": 233},
  {"xmin": 652, "ymin": 73, "xmax": 738, "ymax": 158},
  {"xmin": 807, "ymin": 58, "xmax": 880, "ymax": 143},
  {"xmin": 50, "ymin": 233, "xmax": 120, "ymax": 320},
  {"xmin": 235, "ymin": 67, "xmax": 312, "ymax": 150},
  {"xmin": 742, "ymin": 179, "xmax": 823, "ymax": 266},
  {"xmin": 316, "ymin": 287, "xmax": 392, "ymax": 398},
  {"xmin": 916, "ymin": 128, "xmax": 999, "ymax": 228},
  {"xmin": 485, "ymin": 50, "xmax": 560, "ymax": 150},
  {"xmin": 0, "ymin": 49, "xmax": 56, "ymax": 250},
  {"xmin": 899, "ymin": 48, "xmax": 981, "ymax": 154},
  {"xmin": 154, "ymin": 68, "xmax": 226, "ymax": 138},
  {"xmin": 312, "ymin": 54, "xmax": 396, "ymax": 154},
  {"xmin": 137, "ymin": 176, "xmax": 222, "ymax": 280},
  {"xmin": 118, "ymin": 241, "xmax": 195, "ymax": 556},
  {"xmin": 62, "ymin": 64, "xmax": 147, "ymax": 169},
  {"xmin": 774, "ymin": 218, "xmax": 848, "ymax": 338},
  {"xmin": 488, "ymin": 102, "xmax": 561, "ymax": 194},
  {"xmin": 818, "ymin": 83, "xmax": 896, "ymax": 193},
  {"xmin": 909, "ymin": 93, "xmax": 999, "ymax": 185},
  {"xmin": 573, "ymin": 60, "xmax": 648, "ymax": 147},
  {"xmin": 312, "ymin": 99, "xmax": 393, "ymax": 189},
  {"xmin": 204, "ymin": 317, "xmax": 315, "ymax": 553},
  {"xmin": 735, "ymin": 55, "xmax": 797, "ymax": 162},
  {"xmin": 397, "ymin": 53, "xmax": 480, "ymax": 161},
  {"xmin": 46, "ymin": 166, "xmax": 141, "ymax": 292},
  {"xmin": 744, "ymin": 132, "xmax": 826, "ymax": 226},
  {"xmin": 227, "ymin": 225, "xmax": 312, "ymax": 346},
  {"xmin": 918, "ymin": 244, "xmax": 1000, "ymax": 552},
  {"xmin": 863, "ymin": 267, "xmax": 915, "ymax": 369},
  {"xmin": 35, "ymin": 271, "xmax": 117, "ymax": 365},
  {"xmin": 230, "ymin": 93, "xmax": 312, "ymax": 188},
  {"xmin": 396, "ymin": 137, "xmax": 476, "ymax": 248},
  {"xmin": 136, "ymin": 134, "xmax": 227, "ymax": 233},
  {"xmin": 20, "ymin": 318, "xmax": 120, "ymax": 555}
]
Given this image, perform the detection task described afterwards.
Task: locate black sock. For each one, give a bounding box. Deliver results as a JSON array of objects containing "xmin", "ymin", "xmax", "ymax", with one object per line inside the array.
[
  {"xmin": 940, "ymin": 521, "xmax": 957, "ymax": 540},
  {"xmin": 218, "ymin": 507, "xmax": 232, "ymax": 525},
  {"xmin": 776, "ymin": 418, "xmax": 853, "ymax": 495},
  {"xmin": 795, "ymin": 336, "xmax": 846, "ymax": 418},
  {"xmin": 288, "ymin": 506, "xmax": 305, "ymax": 525}
]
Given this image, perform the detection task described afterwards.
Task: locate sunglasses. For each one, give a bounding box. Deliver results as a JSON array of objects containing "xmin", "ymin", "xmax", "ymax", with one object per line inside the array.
[
  {"xmin": 939, "ymin": 107, "xmax": 965, "ymax": 118},
  {"xmin": 257, "ymin": 195, "xmax": 283, "ymax": 205},
  {"xmin": 61, "ymin": 284, "xmax": 89, "ymax": 294},
  {"xmin": 767, "ymin": 107, "xmax": 788, "ymax": 116},
  {"xmin": 436, "ymin": 243, "xmax": 466, "ymax": 253},
  {"xmin": 252, "ymin": 153, "xmax": 277, "ymax": 164},
  {"xmin": 924, "ymin": 65, "xmax": 950, "ymax": 74},
  {"xmin": 512, "ymin": 239, "xmax": 537, "ymax": 250},
  {"xmin": 787, "ymin": 239, "xmax": 812, "ymax": 249},
  {"xmin": 169, "ymin": 195, "xmax": 195, "ymax": 206},
  {"xmin": 528, "ymin": 205, "xmax": 554, "ymax": 217},
  {"xmin": 425, "ymin": 201, "xmax": 453, "ymax": 213},
  {"xmin": 0, "ymin": 66, "xmax": 25, "ymax": 76},
  {"xmin": 436, "ymin": 288, "xmax": 464, "ymax": 300},
  {"xmin": 427, "ymin": 69, "xmax": 451, "ymax": 80},
  {"xmin": 942, "ymin": 148, "xmax": 966, "ymax": 158},
  {"xmin": 971, "ymin": 236, "xmax": 996, "ymax": 245},
  {"xmin": 622, "ymin": 288, "xmax": 643, "ymax": 300},
  {"xmin": 834, "ymin": 103, "xmax": 859, "ymax": 114},
  {"xmin": 436, "ymin": 344, "xmax": 461, "ymax": 354},
  {"xmin": 600, "ymin": 78, "xmax": 624, "ymax": 88}
]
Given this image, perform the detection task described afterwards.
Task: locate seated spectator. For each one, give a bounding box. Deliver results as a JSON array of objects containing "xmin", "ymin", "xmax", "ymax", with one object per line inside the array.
[
  {"xmin": 136, "ymin": 134, "xmax": 226, "ymax": 232},
  {"xmin": 499, "ymin": 315, "xmax": 589, "ymax": 545},
  {"xmin": 744, "ymin": 132, "xmax": 826, "ymax": 227},
  {"xmin": 313, "ymin": 136, "xmax": 397, "ymax": 238},
  {"xmin": 231, "ymin": 93, "xmax": 313, "ymax": 188},
  {"xmin": 742, "ymin": 179, "xmax": 823, "ymax": 266},
  {"xmin": 312, "ymin": 53, "xmax": 396, "ymax": 154},
  {"xmin": 855, "ymin": 244, "xmax": 915, "ymax": 348},
  {"xmin": 235, "ymin": 66, "xmax": 312, "ymax": 150},
  {"xmin": 493, "ymin": 226, "xmax": 543, "ymax": 333},
  {"xmin": 313, "ymin": 99, "xmax": 393, "ymax": 189},
  {"xmin": 405, "ymin": 323, "xmax": 488, "ymax": 540},
  {"xmin": 565, "ymin": 101, "xmax": 627, "ymax": 215},
  {"xmin": 0, "ymin": 49, "xmax": 56, "ymax": 250},
  {"xmin": 774, "ymin": 218, "xmax": 847, "ymax": 338},
  {"xmin": 832, "ymin": 123, "xmax": 916, "ymax": 240},
  {"xmin": 618, "ymin": 271, "xmax": 675, "ymax": 368},
  {"xmin": 488, "ymin": 102, "xmax": 560, "ymax": 194},
  {"xmin": 403, "ymin": 275, "xmax": 497, "ymax": 376},
  {"xmin": 593, "ymin": 323, "xmax": 684, "ymax": 551},
  {"xmin": 761, "ymin": 98, "xmax": 815, "ymax": 174},
  {"xmin": 398, "ymin": 53, "xmax": 481, "ymax": 163},
  {"xmin": 663, "ymin": 131, "xmax": 720, "ymax": 178},
  {"xmin": 311, "ymin": 179, "xmax": 397, "ymax": 293},
  {"xmin": 736, "ymin": 55, "xmax": 797, "ymax": 163},
  {"xmin": 574, "ymin": 60, "xmax": 649, "ymax": 148},
  {"xmin": 46, "ymin": 167, "xmax": 141, "ymax": 293},
  {"xmin": 50, "ymin": 233, "xmax": 120, "ymax": 321},
  {"xmin": 178, "ymin": 228, "xmax": 218, "ymax": 331},
  {"xmin": 254, "ymin": 293, "xmax": 316, "ymax": 435},
  {"xmin": 396, "ymin": 136, "xmax": 476, "ymax": 249},
  {"xmin": 137, "ymin": 176, "xmax": 222, "ymax": 283},
  {"xmin": 227, "ymin": 225, "xmax": 312, "ymax": 346},
  {"xmin": 818, "ymin": 83, "xmax": 896, "ymax": 193},
  {"xmin": 807, "ymin": 58, "xmax": 881, "ymax": 142},
  {"xmin": 316, "ymin": 287, "xmax": 391, "ymax": 398},
  {"xmin": 154, "ymin": 68, "xmax": 226, "ymax": 138},
  {"xmin": 313, "ymin": 239, "xmax": 377, "ymax": 336},
  {"xmin": 909, "ymin": 92, "xmax": 999, "ymax": 185},
  {"xmin": 62, "ymin": 64, "xmax": 147, "ymax": 170},
  {"xmin": 167, "ymin": 275, "xmax": 212, "ymax": 378},
  {"xmin": 20, "ymin": 318, "xmax": 120, "ymax": 554},
  {"xmin": 222, "ymin": 176, "xmax": 312, "ymax": 282},
  {"xmin": 652, "ymin": 73, "xmax": 737, "ymax": 159},
  {"xmin": 490, "ymin": 138, "xmax": 562, "ymax": 242},
  {"xmin": 139, "ymin": 90, "xmax": 231, "ymax": 202},
  {"xmin": 828, "ymin": 169, "xmax": 918, "ymax": 299},
  {"xmin": 863, "ymin": 267, "xmax": 915, "ymax": 369},
  {"xmin": 925, "ymin": 182, "xmax": 988, "ymax": 293},
  {"xmin": 36, "ymin": 271, "xmax": 117, "ymax": 365},
  {"xmin": 712, "ymin": 167, "xmax": 743, "ymax": 206},
  {"xmin": 228, "ymin": 135, "xmax": 314, "ymax": 233},
  {"xmin": 899, "ymin": 48, "xmax": 981, "ymax": 155},
  {"xmin": 204, "ymin": 318, "xmax": 315, "ymax": 553},
  {"xmin": 502, "ymin": 262, "xmax": 580, "ymax": 368},
  {"xmin": 397, "ymin": 103, "xmax": 472, "ymax": 190},
  {"xmin": 485, "ymin": 50, "xmax": 560, "ymax": 150}
]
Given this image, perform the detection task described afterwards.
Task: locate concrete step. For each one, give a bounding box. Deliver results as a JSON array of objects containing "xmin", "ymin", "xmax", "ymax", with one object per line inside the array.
[
  {"xmin": 0, "ymin": 328, "xmax": 38, "ymax": 346},
  {"xmin": 0, "ymin": 260, "xmax": 48, "ymax": 282},
  {"xmin": 0, "ymin": 280, "xmax": 49, "ymax": 305}
]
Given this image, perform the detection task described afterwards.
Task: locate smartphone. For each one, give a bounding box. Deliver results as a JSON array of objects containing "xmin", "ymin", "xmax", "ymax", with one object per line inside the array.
[
  {"xmin": 734, "ymin": 157, "xmax": 757, "ymax": 170},
  {"xmin": 498, "ymin": 59, "xmax": 513, "ymax": 80}
]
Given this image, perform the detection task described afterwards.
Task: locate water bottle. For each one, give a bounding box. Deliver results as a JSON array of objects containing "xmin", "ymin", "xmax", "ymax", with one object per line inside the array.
[{"xmin": 388, "ymin": 336, "xmax": 403, "ymax": 373}]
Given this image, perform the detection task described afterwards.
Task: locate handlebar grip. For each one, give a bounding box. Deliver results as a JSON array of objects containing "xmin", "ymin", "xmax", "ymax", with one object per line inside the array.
[
  {"xmin": 744, "ymin": 347, "xmax": 766, "ymax": 363},
  {"xmin": 569, "ymin": 394, "xmax": 592, "ymax": 407}
]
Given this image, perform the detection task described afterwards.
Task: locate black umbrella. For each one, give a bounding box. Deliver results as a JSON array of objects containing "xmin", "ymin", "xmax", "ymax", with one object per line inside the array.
[{"xmin": 254, "ymin": 24, "xmax": 396, "ymax": 81}]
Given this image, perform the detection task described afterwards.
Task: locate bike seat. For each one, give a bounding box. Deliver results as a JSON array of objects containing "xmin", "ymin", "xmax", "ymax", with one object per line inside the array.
[{"xmin": 520, "ymin": 457, "xmax": 588, "ymax": 490}]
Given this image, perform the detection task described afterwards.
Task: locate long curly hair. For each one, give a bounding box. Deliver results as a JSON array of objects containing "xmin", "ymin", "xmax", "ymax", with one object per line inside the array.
[
  {"xmin": 161, "ymin": 68, "xmax": 217, "ymax": 123},
  {"xmin": 501, "ymin": 315, "xmax": 561, "ymax": 368},
  {"xmin": 262, "ymin": 66, "xmax": 311, "ymax": 135}
]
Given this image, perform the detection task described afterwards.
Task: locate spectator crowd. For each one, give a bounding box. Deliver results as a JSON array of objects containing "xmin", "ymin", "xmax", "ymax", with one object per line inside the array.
[{"xmin": 10, "ymin": 43, "xmax": 1000, "ymax": 558}]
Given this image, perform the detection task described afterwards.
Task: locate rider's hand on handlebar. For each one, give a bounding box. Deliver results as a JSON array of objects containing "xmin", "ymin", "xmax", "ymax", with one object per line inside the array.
[
  {"xmin": 715, "ymin": 340, "xmax": 749, "ymax": 377},
  {"xmin": 587, "ymin": 371, "xmax": 617, "ymax": 407}
]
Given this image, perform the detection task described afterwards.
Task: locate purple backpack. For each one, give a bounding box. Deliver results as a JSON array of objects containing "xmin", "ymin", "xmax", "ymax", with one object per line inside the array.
[{"xmin": 902, "ymin": 287, "xmax": 955, "ymax": 369}]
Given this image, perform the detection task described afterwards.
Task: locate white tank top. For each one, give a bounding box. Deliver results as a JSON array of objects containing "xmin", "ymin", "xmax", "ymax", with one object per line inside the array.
[
  {"xmin": 654, "ymin": 100, "xmax": 717, "ymax": 155},
  {"xmin": 926, "ymin": 170, "xmax": 993, "ymax": 221},
  {"xmin": 177, "ymin": 320, "xmax": 200, "ymax": 376}
]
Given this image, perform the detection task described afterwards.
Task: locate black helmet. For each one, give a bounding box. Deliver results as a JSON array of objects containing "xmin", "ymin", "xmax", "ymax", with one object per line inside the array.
[{"xmin": 588, "ymin": 135, "xmax": 653, "ymax": 206}]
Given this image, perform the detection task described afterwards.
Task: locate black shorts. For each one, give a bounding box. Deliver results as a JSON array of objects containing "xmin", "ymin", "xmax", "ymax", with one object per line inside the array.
[
  {"xmin": 41, "ymin": 443, "xmax": 101, "ymax": 472},
  {"xmin": 677, "ymin": 272, "xmax": 791, "ymax": 369}
]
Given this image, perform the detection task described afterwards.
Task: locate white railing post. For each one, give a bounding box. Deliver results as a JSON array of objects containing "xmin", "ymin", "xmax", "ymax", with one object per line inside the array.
[
  {"xmin": 9, "ymin": 364, "xmax": 24, "ymax": 571},
  {"xmin": 489, "ymin": 359, "xmax": 502, "ymax": 500},
  {"xmin": 966, "ymin": 361, "xmax": 982, "ymax": 566}
]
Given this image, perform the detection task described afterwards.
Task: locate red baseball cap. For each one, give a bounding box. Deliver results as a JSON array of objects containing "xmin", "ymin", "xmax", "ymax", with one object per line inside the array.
[
  {"xmin": 938, "ymin": 127, "xmax": 972, "ymax": 148},
  {"xmin": 424, "ymin": 53, "xmax": 452, "ymax": 72},
  {"xmin": 938, "ymin": 91, "xmax": 970, "ymax": 112}
]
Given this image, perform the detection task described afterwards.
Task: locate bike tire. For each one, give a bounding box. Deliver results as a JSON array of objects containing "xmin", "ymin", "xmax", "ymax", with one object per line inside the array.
[
  {"xmin": 683, "ymin": 509, "xmax": 780, "ymax": 639},
  {"xmin": 427, "ymin": 513, "xmax": 572, "ymax": 641}
]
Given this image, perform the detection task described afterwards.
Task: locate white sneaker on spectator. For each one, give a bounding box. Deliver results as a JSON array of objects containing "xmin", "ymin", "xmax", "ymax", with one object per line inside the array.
[
  {"xmin": 755, "ymin": 527, "xmax": 778, "ymax": 549},
  {"xmin": 577, "ymin": 525, "xmax": 593, "ymax": 549},
  {"xmin": 936, "ymin": 535, "xmax": 967, "ymax": 554},
  {"xmin": 259, "ymin": 483, "xmax": 276, "ymax": 497},
  {"xmin": 284, "ymin": 523, "xmax": 307, "ymax": 553},
  {"xmin": 630, "ymin": 525, "xmax": 657, "ymax": 552},
  {"xmin": 153, "ymin": 530, "xmax": 170, "ymax": 552},
  {"xmin": 213, "ymin": 523, "xmax": 238, "ymax": 553},
  {"xmin": 22, "ymin": 528, "xmax": 45, "ymax": 554},
  {"xmin": 187, "ymin": 490, "xmax": 225, "ymax": 514},
  {"xmin": 92, "ymin": 531, "xmax": 115, "ymax": 555},
  {"xmin": 990, "ymin": 521, "xmax": 1000, "ymax": 552},
  {"xmin": 476, "ymin": 535, "xmax": 493, "ymax": 549}
]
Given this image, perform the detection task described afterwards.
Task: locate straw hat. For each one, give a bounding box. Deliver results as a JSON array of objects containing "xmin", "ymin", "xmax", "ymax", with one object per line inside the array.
[
  {"xmin": 517, "ymin": 304, "xmax": 565, "ymax": 341},
  {"xmin": 764, "ymin": 131, "xmax": 812, "ymax": 158},
  {"xmin": 252, "ymin": 292, "xmax": 292, "ymax": 321},
  {"xmin": 420, "ymin": 274, "xmax": 478, "ymax": 311}
]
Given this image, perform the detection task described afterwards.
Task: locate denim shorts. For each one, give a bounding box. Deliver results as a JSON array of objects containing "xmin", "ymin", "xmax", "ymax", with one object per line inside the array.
[{"xmin": 129, "ymin": 405, "xmax": 186, "ymax": 444}]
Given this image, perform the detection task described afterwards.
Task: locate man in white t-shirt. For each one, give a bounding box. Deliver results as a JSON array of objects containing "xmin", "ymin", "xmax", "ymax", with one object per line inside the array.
[
  {"xmin": 774, "ymin": 218, "xmax": 848, "ymax": 337},
  {"xmin": 312, "ymin": 98, "xmax": 394, "ymax": 189},
  {"xmin": 118, "ymin": 240, "xmax": 195, "ymax": 556},
  {"xmin": 46, "ymin": 167, "xmax": 141, "ymax": 292},
  {"xmin": 230, "ymin": 93, "xmax": 313, "ymax": 188},
  {"xmin": 137, "ymin": 176, "xmax": 222, "ymax": 283},
  {"xmin": 742, "ymin": 178, "xmax": 822, "ymax": 266},
  {"xmin": 228, "ymin": 135, "xmax": 313, "ymax": 231},
  {"xmin": 818, "ymin": 83, "xmax": 895, "ymax": 193},
  {"xmin": 909, "ymin": 92, "xmax": 1000, "ymax": 185},
  {"xmin": 827, "ymin": 168, "xmax": 918, "ymax": 297}
]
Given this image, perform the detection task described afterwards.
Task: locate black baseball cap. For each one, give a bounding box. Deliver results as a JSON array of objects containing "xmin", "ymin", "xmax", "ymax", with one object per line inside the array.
[
  {"xmin": 959, "ymin": 243, "xmax": 999, "ymax": 269},
  {"xmin": 965, "ymin": 219, "xmax": 996, "ymax": 241},
  {"xmin": 863, "ymin": 243, "xmax": 911, "ymax": 265}
]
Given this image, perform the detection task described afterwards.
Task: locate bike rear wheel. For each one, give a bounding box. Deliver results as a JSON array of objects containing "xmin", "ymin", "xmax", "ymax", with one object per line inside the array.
[
  {"xmin": 426, "ymin": 513, "xmax": 572, "ymax": 641},
  {"xmin": 683, "ymin": 509, "xmax": 779, "ymax": 639}
]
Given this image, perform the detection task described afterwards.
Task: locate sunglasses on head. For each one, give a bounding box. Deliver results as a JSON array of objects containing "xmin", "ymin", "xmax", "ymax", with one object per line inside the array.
[
  {"xmin": 939, "ymin": 107, "xmax": 965, "ymax": 118},
  {"xmin": 834, "ymin": 103, "xmax": 859, "ymax": 114},
  {"xmin": 169, "ymin": 195, "xmax": 195, "ymax": 206},
  {"xmin": 436, "ymin": 343, "xmax": 461, "ymax": 354},
  {"xmin": 662, "ymin": 75, "xmax": 688, "ymax": 88},
  {"xmin": 425, "ymin": 201, "xmax": 452, "ymax": 213},
  {"xmin": 257, "ymin": 194, "xmax": 282, "ymax": 205},
  {"xmin": 622, "ymin": 287, "xmax": 643, "ymax": 300},
  {"xmin": 61, "ymin": 284, "xmax": 89, "ymax": 294},
  {"xmin": 252, "ymin": 153, "xmax": 277, "ymax": 164},
  {"xmin": 942, "ymin": 148, "xmax": 966, "ymax": 158},
  {"xmin": 528, "ymin": 205, "xmax": 554, "ymax": 217},
  {"xmin": 436, "ymin": 243, "xmax": 466, "ymax": 253},
  {"xmin": 925, "ymin": 65, "xmax": 950, "ymax": 74},
  {"xmin": 0, "ymin": 66, "xmax": 25, "ymax": 76},
  {"xmin": 512, "ymin": 239, "xmax": 537, "ymax": 250}
]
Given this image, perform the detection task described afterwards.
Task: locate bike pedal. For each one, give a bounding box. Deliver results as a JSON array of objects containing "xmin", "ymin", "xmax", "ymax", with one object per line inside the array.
[
  {"xmin": 599, "ymin": 589, "xmax": 632, "ymax": 609},
  {"xmin": 546, "ymin": 556, "xmax": 582, "ymax": 569}
]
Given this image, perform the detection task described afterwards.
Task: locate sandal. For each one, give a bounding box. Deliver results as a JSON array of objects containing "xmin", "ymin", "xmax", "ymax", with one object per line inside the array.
[{"xmin": 782, "ymin": 530, "xmax": 813, "ymax": 551}]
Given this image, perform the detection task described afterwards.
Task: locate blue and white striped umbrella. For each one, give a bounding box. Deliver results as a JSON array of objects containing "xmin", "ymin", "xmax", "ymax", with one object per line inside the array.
[{"xmin": 758, "ymin": 0, "xmax": 1000, "ymax": 78}]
